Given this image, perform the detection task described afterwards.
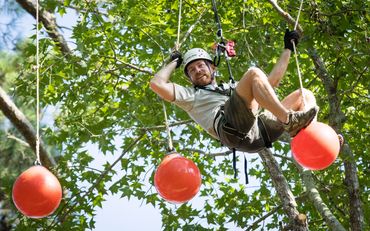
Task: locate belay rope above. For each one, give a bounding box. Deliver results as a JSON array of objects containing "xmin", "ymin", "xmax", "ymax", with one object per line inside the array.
[
  {"xmin": 35, "ymin": 0, "xmax": 41, "ymax": 166},
  {"xmin": 175, "ymin": 0, "xmax": 183, "ymax": 51},
  {"xmin": 162, "ymin": 100, "xmax": 174, "ymax": 152},
  {"xmin": 161, "ymin": 0, "xmax": 184, "ymax": 154},
  {"xmin": 211, "ymin": 0, "xmax": 236, "ymax": 87},
  {"xmin": 291, "ymin": 0, "xmax": 307, "ymax": 108}
]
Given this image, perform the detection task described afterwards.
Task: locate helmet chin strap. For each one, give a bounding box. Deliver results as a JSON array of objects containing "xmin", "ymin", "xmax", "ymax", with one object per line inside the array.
[{"xmin": 206, "ymin": 61, "xmax": 216, "ymax": 83}]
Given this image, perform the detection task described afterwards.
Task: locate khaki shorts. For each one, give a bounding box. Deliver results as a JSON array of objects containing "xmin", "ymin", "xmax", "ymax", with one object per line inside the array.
[{"xmin": 216, "ymin": 90, "xmax": 284, "ymax": 153}]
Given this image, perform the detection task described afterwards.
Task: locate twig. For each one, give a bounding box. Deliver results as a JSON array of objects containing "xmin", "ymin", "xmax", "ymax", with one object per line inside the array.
[
  {"xmin": 133, "ymin": 119, "xmax": 193, "ymax": 131},
  {"xmin": 6, "ymin": 133, "xmax": 30, "ymax": 147},
  {"xmin": 246, "ymin": 205, "xmax": 283, "ymax": 231},
  {"xmin": 180, "ymin": 148, "xmax": 233, "ymax": 157},
  {"xmin": 266, "ymin": 0, "xmax": 303, "ymax": 33}
]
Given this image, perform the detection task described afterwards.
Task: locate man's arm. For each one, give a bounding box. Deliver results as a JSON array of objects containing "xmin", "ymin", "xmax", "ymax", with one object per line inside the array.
[
  {"xmin": 268, "ymin": 49, "xmax": 291, "ymax": 88},
  {"xmin": 150, "ymin": 60, "xmax": 178, "ymax": 102},
  {"xmin": 268, "ymin": 29, "xmax": 300, "ymax": 88}
]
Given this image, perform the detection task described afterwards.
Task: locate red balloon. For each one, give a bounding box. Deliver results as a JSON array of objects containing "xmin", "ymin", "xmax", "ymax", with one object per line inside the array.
[
  {"xmin": 12, "ymin": 166, "xmax": 62, "ymax": 218},
  {"xmin": 291, "ymin": 122, "xmax": 340, "ymax": 170},
  {"xmin": 154, "ymin": 153, "xmax": 202, "ymax": 203}
]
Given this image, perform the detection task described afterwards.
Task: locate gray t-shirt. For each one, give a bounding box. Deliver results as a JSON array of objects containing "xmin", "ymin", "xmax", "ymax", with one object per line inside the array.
[{"xmin": 172, "ymin": 83, "xmax": 229, "ymax": 139}]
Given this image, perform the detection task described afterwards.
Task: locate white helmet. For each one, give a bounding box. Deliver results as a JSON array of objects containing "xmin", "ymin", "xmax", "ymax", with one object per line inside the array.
[{"xmin": 183, "ymin": 48, "xmax": 213, "ymax": 75}]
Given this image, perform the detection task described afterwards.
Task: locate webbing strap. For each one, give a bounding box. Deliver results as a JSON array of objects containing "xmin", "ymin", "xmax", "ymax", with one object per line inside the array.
[
  {"xmin": 232, "ymin": 148, "xmax": 237, "ymax": 178},
  {"xmin": 244, "ymin": 155, "xmax": 249, "ymax": 184},
  {"xmin": 232, "ymin": 149, "xmax": 249, "ymax": 184}
]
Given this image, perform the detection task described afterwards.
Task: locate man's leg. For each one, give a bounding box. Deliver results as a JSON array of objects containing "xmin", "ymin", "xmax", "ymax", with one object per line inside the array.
[
  {"xmin": 281, "ymin": 88, "xmax": 317, "ymax": 112},
  {"xmin": 235, "ymin": 67, "xmax": 289, "ymax": 123},
  {"xmin": 236, "ymin": 67, "xmax": 318, "ymax": 136},
  {"xmin": 281, "ymin": 89, "xmax": 344, "ymax": 146}
]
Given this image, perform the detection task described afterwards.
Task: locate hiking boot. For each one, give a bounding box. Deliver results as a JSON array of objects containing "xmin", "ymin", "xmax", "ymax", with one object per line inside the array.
[{"xmin": 282, "ymin": 106, "xmax": 319, "ymax": 137}]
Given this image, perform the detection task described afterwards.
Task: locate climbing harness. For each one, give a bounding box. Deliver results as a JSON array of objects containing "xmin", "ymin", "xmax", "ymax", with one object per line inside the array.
[{"xmin": 194, "ymin": 83, "xmax": 233, "ymax": 97}]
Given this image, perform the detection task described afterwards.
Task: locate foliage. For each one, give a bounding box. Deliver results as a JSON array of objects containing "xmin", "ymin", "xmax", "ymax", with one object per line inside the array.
[{"xmin": 0, "ymin": 0, "xmax": 369, "ymax": 230}]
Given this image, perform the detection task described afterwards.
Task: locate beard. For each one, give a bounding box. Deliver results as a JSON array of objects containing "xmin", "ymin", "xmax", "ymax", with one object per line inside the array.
[{"xmin": 192, "ymin": 72, "xmax": 213, "ymax": 86}]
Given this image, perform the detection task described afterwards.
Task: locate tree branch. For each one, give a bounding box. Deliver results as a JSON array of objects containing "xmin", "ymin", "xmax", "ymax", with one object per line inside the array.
[
  {"xmin": 307, "ymin": 48, "xmax": 363, "ymax": 231},
  {"xmin": 16, "ymin": 0, "xmax": 72, "ymax": 55},
  {"xmin": 258, "ymin": 148, "xmax": 307, "ymax": 230},
  {"xmin": 246, "ymin": 205, "xmax": 282, "ymax": 231},
  {"xmin": 342, "ymin": 144, "xmax": 365, "ymax": 230},
  {"xmin": 115, "ymin": 59, "xmax": 153, "ymax": 75},
  {"xmin": 181, "ymin": 148, "xmax": 233, "ymax": 157},
  {"xmin": 266, "ymin": 0, "xmax": 303, "ymax": 33},
  {"xmin": 0, "ymin": 87, "xmax": 55, "ymax": 167},
  {"xmin": 307, "ymin": 49, "xmax": 346, "ymax": 129},
  {"xmin": 163, "ymin": 8, "xmax": 206, "ymax": 64},
  {"xmin": 300, "ymin": 170, "xmax": 346, "ymax": 231},
  {"xmin": 134, "ymin": 119, "xmax": 193, "ymax": 131}
]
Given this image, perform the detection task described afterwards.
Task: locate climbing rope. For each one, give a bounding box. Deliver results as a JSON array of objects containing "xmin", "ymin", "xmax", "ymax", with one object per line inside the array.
[
  {"xmin": 175, "ymin": 0, "xmax": 183, "ymax": 51},
  {"xmin": 291, "ymin": 0, "xmax": 306, "ymax": 108},
  {"xmin": 161, "ymin": 0, "xmax": 183, "ymax": 153},
  {"xmin": 211, "ymin": 0, "xmax": 236, "ymax": 86},
  {"xmin": 162, "ymin": 101, "xmax": 174, "ymax": 152},
  {"xmin": 35, "ymin": 0, "xmax": 41, "ymax": 165}
]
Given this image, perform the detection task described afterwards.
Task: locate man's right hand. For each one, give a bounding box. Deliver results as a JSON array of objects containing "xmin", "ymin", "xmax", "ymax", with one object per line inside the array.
[
  {"xmin": 170, "ymin": 51, "xmax": 183, "ymax": 68},
  {"xmin": 284, "ymin": 29, "xmax": 300, "ymax": 51}
]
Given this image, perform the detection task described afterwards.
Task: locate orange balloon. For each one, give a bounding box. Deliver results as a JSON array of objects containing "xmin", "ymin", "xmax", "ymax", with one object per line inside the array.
[
  {"xmin": 291, "ymin": 122, "xmax": 340, "ymax": 170},
  {"xmin": 154, "ymin": 153, "xmax": 201, "ymax": 203},
  {"xmin": 12, "ymin": 166, "xmax": 62, "ymax": 218}
]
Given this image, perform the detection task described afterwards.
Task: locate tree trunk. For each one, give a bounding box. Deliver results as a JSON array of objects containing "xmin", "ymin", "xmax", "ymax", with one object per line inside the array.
[{"xmin": 259, "ymin": 148, "xmax": 308, "ymax": 230}]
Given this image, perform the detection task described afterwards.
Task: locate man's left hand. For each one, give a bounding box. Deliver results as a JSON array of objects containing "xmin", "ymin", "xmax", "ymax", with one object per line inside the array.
[{"xmin": 284, "ymin": 29, "xmax": 300, "ymax": 51}]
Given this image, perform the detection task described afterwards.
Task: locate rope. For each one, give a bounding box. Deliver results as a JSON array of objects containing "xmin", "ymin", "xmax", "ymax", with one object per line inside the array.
[
  {"xmin": 35, "ymin": 0, "xmax": 41, "ymax": 165},
  {"xmin": 211, "ymin": 0, "xmax": 223, "ymax": 38},
  {"xmin": 210, "ymin": 0, "xmax": 235, "ymax": 85},
  {"xmin": 175, "ymin": 0, "xmax": 183, "ymax": 51},
  {"xmin": 291, "ymin": 0, "xmax": 306, "ymax": 109},
  {"xmin": 162, "ymin": 101, "xmax": 174, "ymax": 152},
  {"xmin": 161, "ymin": 0, "xmax": 182, "ymax": 152}
]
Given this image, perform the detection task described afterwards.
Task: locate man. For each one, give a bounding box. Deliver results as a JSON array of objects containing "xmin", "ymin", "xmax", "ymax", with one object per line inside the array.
[{"xmin": 150, "ymin": 30, "xmax": 318, "ymax": 153}]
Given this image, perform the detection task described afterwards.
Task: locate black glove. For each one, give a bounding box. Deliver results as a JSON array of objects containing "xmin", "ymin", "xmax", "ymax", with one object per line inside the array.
[
  {"xmin": 170, "ymin": 51, "xmax": 183, "ymax": 68},
  {"xmin": 284, "ymin": 29, "xmax": 300, "ymax": 51}
]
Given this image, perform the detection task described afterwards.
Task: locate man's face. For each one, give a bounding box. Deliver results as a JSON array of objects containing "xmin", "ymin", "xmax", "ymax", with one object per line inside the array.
[{"xmin": 186, "ymin": 60, "xmax": 214, "ymax": 86}]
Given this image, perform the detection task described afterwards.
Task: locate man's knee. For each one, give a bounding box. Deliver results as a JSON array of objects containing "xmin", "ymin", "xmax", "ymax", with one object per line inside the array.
[
  {"xmin": 242, "ymin": 67, "xmax": 265, "ymax": 80},
  {"xmin": 303, "ymin": 88, "xmax": 315, "ymax": 101},
  {"xmin": 295, "ymin": 88, "xmax": 316, "ymax": 105}
]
